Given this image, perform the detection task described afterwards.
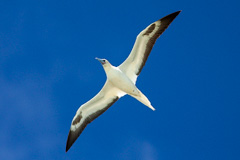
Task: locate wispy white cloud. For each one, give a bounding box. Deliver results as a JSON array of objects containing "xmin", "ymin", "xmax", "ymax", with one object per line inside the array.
[
  {"xmin": 140, "ymin": 141, "xmax": 158, "ymax": 160},
  {"xmin": 117, "ymin": 137, "xmax": 159, "ymax": 160},
  {"xmin": 0, "ymin": 145, "xmax": 28, "ymax": 160},
  {"xmin": 0, "ymin": 73, "xmax": 63, "ymax": 159}
]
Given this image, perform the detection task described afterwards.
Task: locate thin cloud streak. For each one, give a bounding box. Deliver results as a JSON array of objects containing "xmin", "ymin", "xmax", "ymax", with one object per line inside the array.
[
  {"xmin": 0, "ymin": 74, "xmax": 62, "ymax": 159},
  {"xmin": 141, "ymin": 141, "xmax": 159, "ymax": 160},
  {"xmin": 116, "ymin": 137, "xmax": 159, "ymax": 160}
]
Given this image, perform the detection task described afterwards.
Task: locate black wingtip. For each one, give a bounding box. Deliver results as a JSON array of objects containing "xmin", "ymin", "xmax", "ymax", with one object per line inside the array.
[
  {"xmin": 65, "ymin": 124, "xmax": 86, "ymax": 152},
  {"xmin": 155, "ymin": 10, "xmax": 181, "ymax": 33},
  {"xmin": 161, "ymin": 10, "xmax": 181, "ymax": 23},
  {"xmin": 66, "ymin": 141, "xmax": 70, "ymax": 152},
  {"xmin": 175, "ymin": 10, "xmax": 182, "ymax": 16},
  {"xmin": 176, "ymin": 10, "xmax": 182, "ymax": 14},
  {"xmin": 171, "ymin": 10, "xmax": 182, "ymax": 16},
  {"xmin": 65, "ymin": 136, "xmax": 71, "ymax": 152},
  {"xmin": 65, "ymin": 130, "xmax": 75, "ymax": 153}
]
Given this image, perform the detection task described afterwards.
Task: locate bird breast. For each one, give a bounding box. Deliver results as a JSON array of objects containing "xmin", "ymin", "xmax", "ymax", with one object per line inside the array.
[{"xmin": 107, "ymin": 67, "xmax": 139, "ymax": 96}]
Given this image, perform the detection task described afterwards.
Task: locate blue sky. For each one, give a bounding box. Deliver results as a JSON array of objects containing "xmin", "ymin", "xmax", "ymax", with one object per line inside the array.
[{"xmin": 1, "ymin": 0, "xmax": 240, "ymax": 159}]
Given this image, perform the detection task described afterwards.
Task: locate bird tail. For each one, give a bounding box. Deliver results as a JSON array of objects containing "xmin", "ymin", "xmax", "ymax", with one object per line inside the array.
[{"xmin": 130, "ymin": 89, "xmax": 155, "ymax": 111}]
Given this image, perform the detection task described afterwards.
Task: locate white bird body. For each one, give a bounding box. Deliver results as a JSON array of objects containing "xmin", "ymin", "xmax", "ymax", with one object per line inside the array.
[
  {"xmin": 66, "ymin": 11, "xmax": 181, "ymax": 152},
  {"xmin": 106, "ymin": 65, "xmax": 139, "ymax": 96}
]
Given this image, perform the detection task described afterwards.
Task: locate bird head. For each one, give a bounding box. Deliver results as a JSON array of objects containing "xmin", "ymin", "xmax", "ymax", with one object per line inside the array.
[{"xmin": 95, "ymin": 57, "xmax": 108, "ymax": 65}]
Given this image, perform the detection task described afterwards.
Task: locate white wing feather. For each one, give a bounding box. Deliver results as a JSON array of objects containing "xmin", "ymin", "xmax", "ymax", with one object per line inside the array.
[
  {"xmin": 66, "ymin": 80, "xmax": 125, "ymax": 152},
  {"xmin": 119, "ymin": 11, "xmax": 181, "ymax": 83}
]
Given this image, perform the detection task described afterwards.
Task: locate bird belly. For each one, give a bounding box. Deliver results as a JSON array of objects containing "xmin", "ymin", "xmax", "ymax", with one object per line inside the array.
[{"xmin": 108, "ymin": 69, "xmax": 139, "ymax": 96}]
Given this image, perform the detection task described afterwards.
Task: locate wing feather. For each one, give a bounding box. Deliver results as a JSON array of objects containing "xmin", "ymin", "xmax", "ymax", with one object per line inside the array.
[
  {"xmin": 66, "ymin": 81, "xmax": 124, "ymax": 152},
  {"xmin": 119, "ymin": 11, "xmax": 181, "ymax": 83}
]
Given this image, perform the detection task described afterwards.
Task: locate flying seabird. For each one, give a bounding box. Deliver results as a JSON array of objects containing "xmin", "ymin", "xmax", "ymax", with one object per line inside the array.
[{"xmin": 66, "ymin": 10, "xmax": 181, "ymax": 152}]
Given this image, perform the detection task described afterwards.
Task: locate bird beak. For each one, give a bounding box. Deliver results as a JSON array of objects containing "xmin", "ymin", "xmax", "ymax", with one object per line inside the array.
[{"xmin": 95, "ymin": 57, "xmax": 105, "ymax": 64}]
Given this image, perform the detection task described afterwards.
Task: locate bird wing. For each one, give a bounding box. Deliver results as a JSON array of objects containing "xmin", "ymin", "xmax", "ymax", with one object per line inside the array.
[
  {"xmin": 66, "ymin": 80, "xmax": 125, "ymax": 152},
  {"xmin": 118, "ymin": 11, "xmax": 181, "ymax": 83}
]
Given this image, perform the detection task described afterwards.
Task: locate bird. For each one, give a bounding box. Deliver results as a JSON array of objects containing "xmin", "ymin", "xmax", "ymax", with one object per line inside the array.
[{"xmin": 66, "ymin": 10, "xmax": 181, "ymax": 152}]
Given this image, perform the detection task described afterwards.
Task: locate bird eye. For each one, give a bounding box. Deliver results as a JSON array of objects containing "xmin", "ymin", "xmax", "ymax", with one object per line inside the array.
[{"xmin": 103, "ymin": 60, "xmax": 106, "ymax": 63}]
